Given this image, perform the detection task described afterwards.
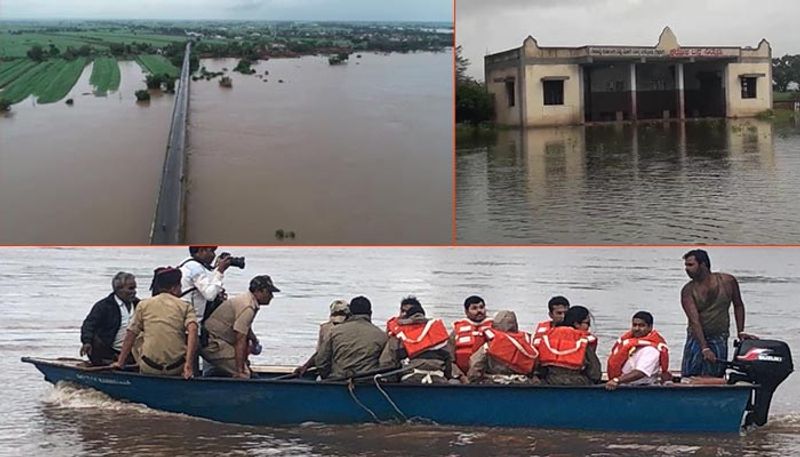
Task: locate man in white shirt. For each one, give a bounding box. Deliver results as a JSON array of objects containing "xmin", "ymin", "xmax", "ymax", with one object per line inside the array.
[
  {"xmin": 605, "ymin": 311, "xmax": 670, "ymax": 390},
  {"xmin": 178, "ymin": 246, "xmax": 231, "ymax": 323}
]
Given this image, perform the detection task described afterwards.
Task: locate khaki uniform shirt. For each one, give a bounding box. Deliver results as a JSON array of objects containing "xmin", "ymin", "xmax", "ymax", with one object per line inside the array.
[
  {"xmin": 127, "ymin": 293, "xmax": 197, "ymax": 366},
  {"xmin": 202, "ymin": 292, "xmax": 259, "ymax": 361},
  {"xmin": 317, "ymin": 315, "xmax": 387, "ymax": 379}
]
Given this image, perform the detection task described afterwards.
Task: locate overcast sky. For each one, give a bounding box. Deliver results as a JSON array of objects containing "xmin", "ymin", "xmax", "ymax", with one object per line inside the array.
[
  {"xmin": 458, "ymin": 0, "xmax": 800, "ymax": 80},
  {"xmin": 0, "ymin": 0, "xmax": 452, "ymax": 22}
]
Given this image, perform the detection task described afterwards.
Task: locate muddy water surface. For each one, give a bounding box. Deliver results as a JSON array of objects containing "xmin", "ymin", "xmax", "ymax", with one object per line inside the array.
[
  {"xmin": 0, "ymin": 61, "xmax": 173, "ymax": 244},
  {"xmin": 186, "ymin": 52, "xmax": 452, "ymax": 244}
]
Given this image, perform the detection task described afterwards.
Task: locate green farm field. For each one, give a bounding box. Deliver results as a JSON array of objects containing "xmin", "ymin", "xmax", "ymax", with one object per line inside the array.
[
  {"xmin": 0, "ymin": 30, "xmax": 189, "ymax": 58},
  {"xmin": 136, "ymin": 54, "xmax": 179, "ymax": 78},
  {"xmin": 89, "ymin": 57, "xmax": 121, "ymax": 93},
  {"xmin": 0, "ymin": 58, "xmax": 88, "ymax": 104}
]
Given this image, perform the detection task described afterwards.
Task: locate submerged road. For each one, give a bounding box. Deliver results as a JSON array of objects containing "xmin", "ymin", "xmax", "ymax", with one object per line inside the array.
[{"xmin": 150, "ymin": 42, "xmax": 191, "ymax": 244}]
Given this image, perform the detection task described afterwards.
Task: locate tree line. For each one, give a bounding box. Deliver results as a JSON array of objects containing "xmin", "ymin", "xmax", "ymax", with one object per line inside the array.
[
  {"xmin": 456, "ymin": 45, "xmax": 493, "ymax": 125},
  {"xmin": 772, "ymin": 54, "xmax": 800, "ymax": 93}
]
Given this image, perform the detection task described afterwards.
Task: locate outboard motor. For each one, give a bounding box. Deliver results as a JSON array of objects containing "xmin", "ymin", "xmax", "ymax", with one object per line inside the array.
[{"xmin": 727, "ymin": 339, "xmax": 793, "ymax": 426}]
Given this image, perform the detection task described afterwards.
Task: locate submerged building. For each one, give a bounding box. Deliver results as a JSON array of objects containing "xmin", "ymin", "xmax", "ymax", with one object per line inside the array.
[{"xmin": 485, "ymin": 27, "xmax": 772, "ymax": 127}]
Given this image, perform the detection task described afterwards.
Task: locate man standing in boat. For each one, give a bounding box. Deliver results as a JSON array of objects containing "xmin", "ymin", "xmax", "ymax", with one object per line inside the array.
[
  {"xmin": 533, "ymin": 296, "xmax": 570, "ymax": 336},
  {"xmin": 681, "ymin": 249, "xmax": 757, "ymax": 378},
  {"xmin": 79, "ymin": 271, "xmax": 139, "ymax": 366},
  {"xmin": 178, "ymin": 246, "xmax": 231, "ymax": 324},
  {"xmin": 201, "ymin": 275, "xmax": 280, "ymax": 378},
  {"xmin": 450, "ymin": 295, "xmax": 493, "ymax": 382},
  {"xmin": 112, "ymin": 267, "xmax": 198, "ymax": 379}
]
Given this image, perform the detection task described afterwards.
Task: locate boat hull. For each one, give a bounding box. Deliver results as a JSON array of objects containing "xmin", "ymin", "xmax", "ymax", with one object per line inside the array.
[{"xmin": 23, "ymin": 357, "xmax": 752, "ymax": 433}]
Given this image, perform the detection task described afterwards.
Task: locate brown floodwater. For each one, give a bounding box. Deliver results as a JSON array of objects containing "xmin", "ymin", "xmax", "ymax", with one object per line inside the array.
[
  {"xmin": 0, "ymin": 61, "xmax": 173, "ymax": 244},
  {"xmin": 185, "ymin": 52, "xmax": 453, "ymax": 244}
]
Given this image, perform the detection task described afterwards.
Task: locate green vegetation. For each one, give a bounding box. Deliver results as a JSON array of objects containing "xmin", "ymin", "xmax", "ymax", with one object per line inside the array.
[
  {"xmin": 756, "ymin": 108, "xmax": 798, "ymax": 123},
  {"xmin": 233, "ymin": 58, "xmax": 255, "ymax": 74},
  {"xmin": 0, "ymin": 61, "xmax": 57, "ymax": 103},
  {"xmin": 135, "ymin": 54, "xmax": 179, "ymax": 78},
  {"xmin": 0, "ymin": 59, "xmax": 38, "ymax": 87},
  {"xmin": 455, "ymin": 45, "xmax": 494, "ymax": 126},
  {"xmin": 0, "ymin": 58, "xmax": 87, "ymax": 104},
  {"xmin": 89, "ymin": 57, "xmax": 121, "ymax": 93},
  {"xmin": 36, "ymin": 58, "xmax": 88, "ymax": 103},
  {"xmin": 134, "ymin": 89, "xmax": 150, "ymax": 101},
  {"xmin": 772, "ymin": 54, "xmax": 800, "ymax": 93},
  {"xmin": 774, "ymin": 91, "xmax": 800, "ymax": 102}
]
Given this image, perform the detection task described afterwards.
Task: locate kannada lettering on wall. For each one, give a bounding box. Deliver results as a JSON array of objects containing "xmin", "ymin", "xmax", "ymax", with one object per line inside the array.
[
  {"xmin": 589, "ymin": 47, "xmax": 666, "ymax": 57},
  {"xmin": 587, "ymin": 47, "xmax": 729, "ymax": 58}
]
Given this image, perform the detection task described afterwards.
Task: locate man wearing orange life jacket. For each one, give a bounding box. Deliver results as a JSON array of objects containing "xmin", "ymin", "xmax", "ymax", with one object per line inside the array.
[
  {"xmin": 534, "ymin": 305, "xmax": 602, "ymax": 385},
  {"xmin": 606, "ymin": 311, "xmax": 672, "ymax": 390},
  {"xmin": 379, "ymin": 297, "xmax": 453, "ymax": 384},
  {"xmin": 467, "ymin": 310, "xmax": 539, "ymax": 384},
  {"xmin": 385, "ymin": 299, "xmax": 416, "ymax": 336},
  {"xmin": 450, "ymin": 295, "xmax": 494, "ymax": 381},
  {"xmin": 533, "ymin": 296, "xmax": 570, "ymax": 337}
]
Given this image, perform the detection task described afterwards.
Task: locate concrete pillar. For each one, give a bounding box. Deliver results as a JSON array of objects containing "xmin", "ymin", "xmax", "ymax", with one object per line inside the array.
[
  {"xmin": 629, "ymin": 63, "xmax": 637, "ymax": 121},
  {"xmin": 676, "ymin": 63, "xmax": 685, "ymax": 120}
]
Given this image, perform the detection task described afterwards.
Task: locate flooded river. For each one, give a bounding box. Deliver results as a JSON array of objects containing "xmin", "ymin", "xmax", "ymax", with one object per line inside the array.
[
  {"xmin": 457, "ymin": 120, "xmax": 800, "ymax": 244},
  {"xmin": 1, "ymin": 246, "xmax": 798, "ymax": 456},
  {"xmin": 0, "ymin": 61, "xmax": 173, "ymax": 244},
  {"xmin": 186, "ymin": 53, "xmax": 452, "ymax": 244}
]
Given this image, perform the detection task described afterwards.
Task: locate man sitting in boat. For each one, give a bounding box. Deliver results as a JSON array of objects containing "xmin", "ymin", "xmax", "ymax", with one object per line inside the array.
[
  {"xmin": 295, "ymin": 299, "xmax": 350, "ymax": 376},
  {"xmin": 467, "ymin": 310, "xmax": 539, "ymax": 384},
  {"xmin": 605, "ymin": 311, "xmax": 671, "ymax": 390},
  {"xmin": 379, "ymin": 297, "xmax": 453, "ymax": 384},
  {"xmin": 317, "ymin": 296, "xmax": 387, "ymax": 380},
  {"xmin": 534, "ymin": 305, "xmax": 602, "ymax": 385},
  {"xmin": 111, "ymin": 267, "xmax": 198, "ymax": 379},
  {"xmin": 201, "ymin": 275, "xmax": 279, "ymax": 378},
  {"xmin": 449, "ymin": 295, "xmax": 494, "ymax": 382},
  {"xmin": 386, "ymin": 298, "xmax": 416, "ymax": 335},
  {"xmin": 533, "ymin": 296, "xmax": 570, "ymax": 337},
  {"xmin": 79, "ymin": 271, "xmax": 139, "ymax": 366}
]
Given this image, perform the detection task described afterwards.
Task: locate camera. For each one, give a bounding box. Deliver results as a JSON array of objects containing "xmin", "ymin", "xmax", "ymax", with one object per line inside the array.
[{"xmin": 219, "ymin": 252, "xmax": 246, "ymax": 269}]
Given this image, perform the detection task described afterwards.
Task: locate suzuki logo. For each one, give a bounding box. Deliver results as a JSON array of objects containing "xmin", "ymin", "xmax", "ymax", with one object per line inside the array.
[{"xmin": 737, "ymin": 348, "xmax": 784, "ymax": 363}]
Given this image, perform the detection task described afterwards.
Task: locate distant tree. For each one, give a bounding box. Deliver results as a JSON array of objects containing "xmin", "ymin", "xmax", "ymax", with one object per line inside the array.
[
  {"xmin": 62, "ymin": 46, "xmax": 77, "ymax": 60},
  {"xmin": 455, "ymin": 44, "xmax": 494, "ymax": 124},
  {"xmin": 457, "ymin": 80, "xmax": 494, "ymax": 125},
  {"xmin": 772, "ymin": 54, "xmax": 800, "ymax": 92},
  {"xmin": 0, "ymin": 99, "xmax": 10, "ymax": 112},
  {"xmin": 27, "ymin": 45, "xmax": 45, "ymax": 61},
  {"xmin": 135, "ymin": 89, "xmax": 151, "ymax": 101},
  {"xmin": 77, "ymin": 45, "xmax": 92, "ymax": 57},
  {"xmin": 109, "ymin": 42, "xmax": 126, "ymax": 56},
  {"xmin": 145, "ymin": 74, "xmax": 165, "ymax": 89},
  {"xmin": 48, "ymin": 43, "xmax": 60, "ymax": 57},
  {"xmin": 164, "ymin": 78, "xmax": 175, "ymax": 92},
  {"xmin": 456, "ymin": 45, "xmax": 470, "ymax": 84},
  {"xmin": 234, "ymin": 58, "xmax": 253, "ymax": 73}
]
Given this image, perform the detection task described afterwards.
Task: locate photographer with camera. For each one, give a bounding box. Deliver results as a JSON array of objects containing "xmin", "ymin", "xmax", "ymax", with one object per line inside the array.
[{"xmin": 179, "ymin": 246, "xmax": 245, "ymax": 372}]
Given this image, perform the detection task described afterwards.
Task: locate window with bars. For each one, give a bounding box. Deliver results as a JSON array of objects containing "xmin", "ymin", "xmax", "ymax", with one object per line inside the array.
[
  {"xmin": 741, "ymin": 77, "xmax": 757, "ymax": 99},
  {"xmin": 543, "ymin": 80, "xmax": 564, "ymax": 105}
]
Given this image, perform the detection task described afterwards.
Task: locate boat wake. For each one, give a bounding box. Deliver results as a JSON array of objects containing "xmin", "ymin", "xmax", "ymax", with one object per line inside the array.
[{"xmin": 43, "ymin": 381, "xmax": 180, "ymax": 418}]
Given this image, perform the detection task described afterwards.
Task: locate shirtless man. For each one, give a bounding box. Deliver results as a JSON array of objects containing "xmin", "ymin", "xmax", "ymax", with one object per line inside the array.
[{"xmin": 680, "ymin": 249, "xmax": 757, "ymax": 377}]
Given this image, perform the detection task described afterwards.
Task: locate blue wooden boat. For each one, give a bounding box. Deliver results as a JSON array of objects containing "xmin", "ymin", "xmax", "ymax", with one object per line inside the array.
[{"xmin": 21, "ymin": 339, "xmax": 793, "ymax": 434}]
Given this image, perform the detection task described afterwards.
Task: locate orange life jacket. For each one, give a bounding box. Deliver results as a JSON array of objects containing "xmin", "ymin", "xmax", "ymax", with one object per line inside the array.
[
  {"xmin": 534, "ymin": 320, "xmax": 552, "ymax": 336},
  {"xmin": 606, "ymin": 330, "xmax": 670, "ymax": 379},
  {"xmin": 386, "ymin": 316, "xmax": 400, "ymax": 336},
  {"xmin": 395, "ymin": 318, "xmax": 450, "ymax": 359},
  {"xmin": 452, "ymin": 317, "xmax": 494, "ymax": 373},
  {"xmin": 535, "ymin": 326, "xmax": 597, "ymax": 370},
  {"xmin": 484, "ymin": 328, "xmax": 538, "ymax": 374}
]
